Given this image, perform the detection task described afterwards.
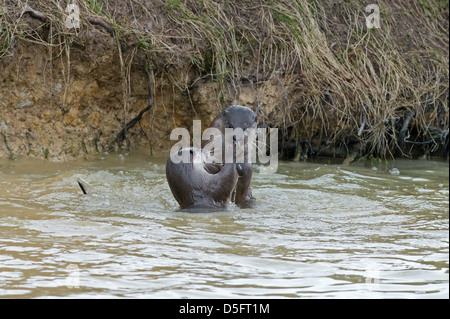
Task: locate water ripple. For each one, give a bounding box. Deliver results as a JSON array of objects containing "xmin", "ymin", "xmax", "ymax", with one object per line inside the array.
[{"xmin": 0, "ymin": 155, "xmax": 448, "ymax": 298}]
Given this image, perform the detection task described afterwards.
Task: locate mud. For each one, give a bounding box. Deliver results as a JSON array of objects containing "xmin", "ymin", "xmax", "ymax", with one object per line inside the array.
[{"xmin": 0, "ymin": 1, "xmax": 448, "ymax": 161}]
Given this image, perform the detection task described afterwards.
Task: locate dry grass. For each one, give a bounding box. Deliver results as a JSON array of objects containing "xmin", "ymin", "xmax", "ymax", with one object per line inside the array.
[{"xmin": 1, "ymin": 0, "xmax": 448, "ymax": 159}]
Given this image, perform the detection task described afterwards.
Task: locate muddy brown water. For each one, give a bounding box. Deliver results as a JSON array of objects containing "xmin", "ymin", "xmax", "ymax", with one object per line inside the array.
[{"xmin": 0, "ymin": 153, "xmax": 448, "ymax": 298}]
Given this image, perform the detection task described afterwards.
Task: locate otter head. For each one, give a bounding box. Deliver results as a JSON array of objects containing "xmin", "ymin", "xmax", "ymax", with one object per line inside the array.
[{"xmin": 210, "ymin": 105, "xmax": 257, "ymax": 133}]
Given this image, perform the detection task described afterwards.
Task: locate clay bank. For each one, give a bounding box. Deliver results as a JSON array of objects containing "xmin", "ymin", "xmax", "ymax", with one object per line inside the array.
[{"xmin": 0, "ymin": 0, "xmax": 448, "ymax": 162}]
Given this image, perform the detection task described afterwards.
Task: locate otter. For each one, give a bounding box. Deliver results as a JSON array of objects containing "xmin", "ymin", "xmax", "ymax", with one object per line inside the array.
[{"xmin": 166, "ymin": 105, "xmax": 256, "ymax": 211}]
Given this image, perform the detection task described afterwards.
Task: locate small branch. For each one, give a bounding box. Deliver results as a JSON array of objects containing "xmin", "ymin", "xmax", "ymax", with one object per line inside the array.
[
  {"xmin": 86, "ymin": 15, "xmax": 115, "ymax": 37},
  {"xmin": 404, "ymin": 139, "xmax": 434, "ymax": 145},
  {"xmin": 114, "ymin": 70, "xmax": 153, "ymax": 147},
  {"xmin": 16, "ymin": 6, "xmax": 47, "ymax": 22},
  {"xmin": 15, "ymin": 7, "xmax": 115, "ymax": 38}
]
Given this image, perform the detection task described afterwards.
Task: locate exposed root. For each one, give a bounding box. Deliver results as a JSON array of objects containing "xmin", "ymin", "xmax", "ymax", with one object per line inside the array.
[
  {"xmin": 16, "ymin": 6, "xmax": 47, "ymax": 22},
  {"xmin": 113, "ymin": 70, "xmax": 153, "ymax": 148},
  {"xmin": 85, "ymin": 15, "xmax": 115, "ymax": 37}
]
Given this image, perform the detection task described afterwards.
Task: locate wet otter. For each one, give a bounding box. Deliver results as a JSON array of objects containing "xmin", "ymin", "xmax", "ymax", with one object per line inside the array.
[{"xmin": 166, "ymin": 105, "xmax": 256, "ymax": 211}]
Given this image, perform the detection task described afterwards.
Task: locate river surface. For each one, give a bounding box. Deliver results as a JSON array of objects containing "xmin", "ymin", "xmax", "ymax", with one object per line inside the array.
[{"xmin": 0, "ymin": 153, "xmax": 448, "ymax": 298}]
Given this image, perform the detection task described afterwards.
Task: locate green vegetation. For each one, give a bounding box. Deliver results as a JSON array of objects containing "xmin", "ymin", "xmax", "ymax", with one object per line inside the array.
[
  {"xmin": 85, "ymin": 0, "xmax": 103, "ymax": 15},
  {"xmin": 163, "ymin": 0, "xmax": 183, "ymax": 11}
]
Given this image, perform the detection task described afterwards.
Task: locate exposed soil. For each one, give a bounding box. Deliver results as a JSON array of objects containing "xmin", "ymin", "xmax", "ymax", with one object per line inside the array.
[{"xmin": 0, "ymin": 1, "xmax": 448, "ymax": 162}]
